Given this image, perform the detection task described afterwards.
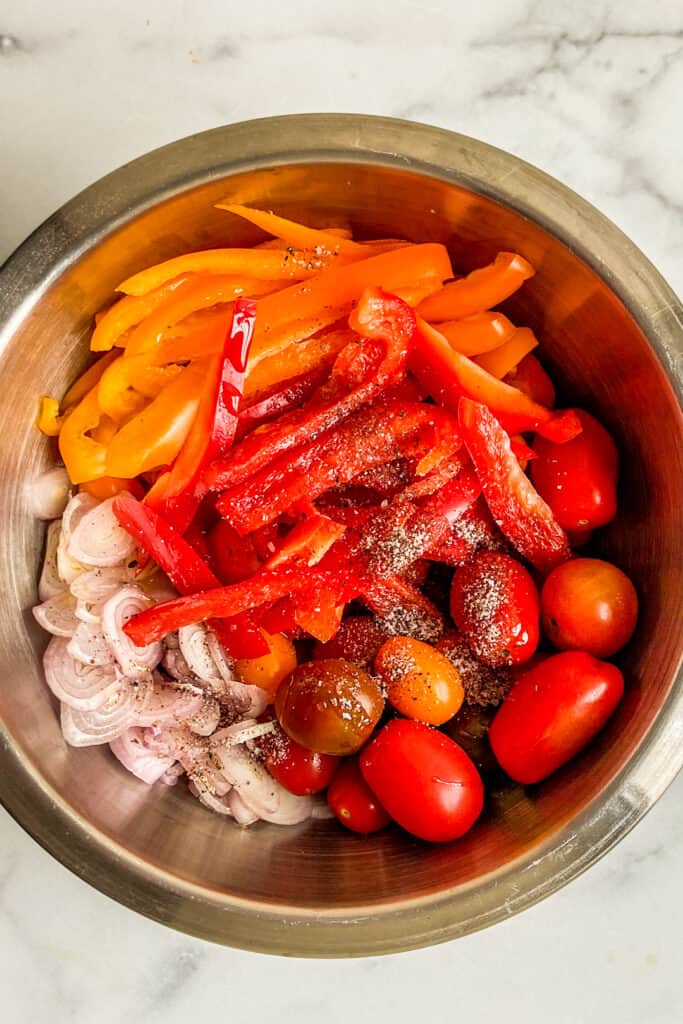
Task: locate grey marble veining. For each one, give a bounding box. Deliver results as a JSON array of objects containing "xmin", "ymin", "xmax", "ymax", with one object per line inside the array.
[{"xmin": 1, "ymin": 1, "xmax": 682, "ymax": 1021}]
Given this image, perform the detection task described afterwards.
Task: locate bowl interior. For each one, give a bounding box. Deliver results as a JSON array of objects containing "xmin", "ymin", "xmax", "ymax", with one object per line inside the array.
[{"xmin": 1, "ymin": 149, "xmax": 682, "ymax": 951}]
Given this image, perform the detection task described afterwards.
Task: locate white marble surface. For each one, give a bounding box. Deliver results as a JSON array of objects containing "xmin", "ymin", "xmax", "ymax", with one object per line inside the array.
[{"xmin": 1, "ymin": 0, "xmax": 682, "ymax": 1020}]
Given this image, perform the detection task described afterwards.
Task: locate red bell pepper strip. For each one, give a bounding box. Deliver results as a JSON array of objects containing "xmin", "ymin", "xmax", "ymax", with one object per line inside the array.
[
  {"xmin": 361, "ymin": 574, "xmax": 445, "ymax": 643},
  {"xmin": 235, "ymin": 365, "xmax": 329, "ymax": 440},
  {"xmin": 411, "ymin": 317, "xmax": 581, "ymax": 443},
  {"xmin": 257, "ymin": 597, "xmax": 301, "ymax": 636},
  {"xmin": 155, "ymin": 299, "xmax": 257, "ymax": 531},
  {"xmin": 216, "ymin": 399, "xmax": 462, "ymax": 535},
  {"xmin": 265, "ymin": 514, "xmax": 346, "ymax": 569},
  {"xmin": 425, "ymin": 498, "xmax": 507, "ymax": 567},
  {"xmin": 112, "ymin": 495, "xmax": 268, "ymax": 657},
  {"xmin": 123, "ymin": 566, "xmax": 343, "ymax": 646},
  {"xmin": 292, "ymin": 587, "xmax": 345, "ymax": 643},
  {"xmin": 204, "ymin": 287, "xmax": 414, "ymax": 493},
  {"xmin": 458, "ymin": 398, "xmax": 571, "ymax": 572}
]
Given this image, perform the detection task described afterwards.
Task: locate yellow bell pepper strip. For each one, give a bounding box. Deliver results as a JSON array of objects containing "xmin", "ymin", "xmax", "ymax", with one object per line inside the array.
[
  {"xmin": 436, "ymin": 311, "xmax": 517, "ymax": 357},
  {"xmin": 58, "ymin": 386, "xmax": 108, "ymax": 484},
  {"xmin": 61, "ymin": 351, "xmax": 119, "ymax": 410},
  {"xmin": 417, "ymin": 252, "xmax": 535, "ymax": 322},
  {"xmin": 90, "ymin": 414, "xmax": 119, "ymax": 445},
  {"xmin": 215, "ymin": 203, "xmax": 368, "ymax": 257},
  {"xmin": 122, "ymin": 275, "xmax": 274, "ymax": 357},
  {"xmin": 105, "ymin": 361, "xmax": 208, "ymax": 478},
  {"xmin": 80, "ymin": 476, "xmax": 144, "ymax": 500},
  {"xmin": 246, "ymin": 243, "xmax": 453, "ymax": 371},
  {"xmin": 410, "ymin": 318, "xmax": 581, "ymax": 443},
  {"xmin": 474, "ymin": 327, "xmax": 538, "ymax": 379},
  {"xmin": 35, "ymin": 396, "xmax": 62, "ymax": 436},
  {"xmin": 117, "ymin": 248, "xmax": 343, "ymax": 296},
  {"xmin": 97, "ymin": 353, "xmax": 183, "ymax": 422},
  {"xmin": 90, "ymin": 275, "xmax": 190, "ymax": 351}
]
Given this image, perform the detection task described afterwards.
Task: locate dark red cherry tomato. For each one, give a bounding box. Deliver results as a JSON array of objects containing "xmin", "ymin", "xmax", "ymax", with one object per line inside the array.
[
  {"xmin": 488, "ymin": 650, "xmax": 624, "ymax": 784},
  {"xmin": 327, "ymin": 759, "xmax": 391, "ymax": 834},
  {"xmin": 450, "ymin": 551, "xmax": 540, "ymax": 667},
  {"xmin": 541, "ymin": 557, "xmax": 638, "ymax": 658},
  {"xmin": 258, "ymin": 719, "xmax": 339, "ymax": 796},
  {"xmin": 312, "ymin": 615, "xmax": 388, "ymax": 668},
  {"xmin": 207, "ymin": 519, "xmax": 261, "ymax": 584},
  {"xmin": 504, "ymin": 353, "xmax": 556, "ymax": 409},
  {"xmin": 360, "ymin": 719, "xmax": 484, "ymax": 842},
  {"xmin": 530, "ymin": 410, "xmax": 618, "ymax": 532}
]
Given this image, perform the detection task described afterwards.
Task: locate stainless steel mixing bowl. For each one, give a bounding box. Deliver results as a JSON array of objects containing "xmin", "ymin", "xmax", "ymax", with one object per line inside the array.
[{"xmin": 1, "ymin": 115, "xmax": 682, "ymax": 956}]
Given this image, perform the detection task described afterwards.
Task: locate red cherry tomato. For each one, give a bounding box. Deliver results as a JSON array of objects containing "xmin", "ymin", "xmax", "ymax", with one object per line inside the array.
[
  {"xmin": 541, "ymin": 558, "xmax": 638, "ymax": 658},
  {"xmin": 327, "ymin": 759, "xmax": 391, "ymax": 834},
  {"xmin": 360, "ymin": 719, "xmax": 484, "ymax": 842},
  {"xmin": 207, "ymin": 519, "xmax": 261, "ymax": 584},
  {"xmin": 312, "ymin": 615, "xmax": 388, "ymax": 668},
  {"xmin": 259, "ymin": 720, "xmax": 339, "ymax": 796},
  {"xmin": 504, "ymin": 353, "xmax": 556, "ymax": 409},
  {"xmin": 450, "ymin": 551, "xmax": 540, "ymax": 667},
  {"xmin": 488, "ymin": 650, "xmax": 624, "ymax": 784},
  {"xmin": 530, "ymin": 410, "xmax": 618, "ymax": 532}
]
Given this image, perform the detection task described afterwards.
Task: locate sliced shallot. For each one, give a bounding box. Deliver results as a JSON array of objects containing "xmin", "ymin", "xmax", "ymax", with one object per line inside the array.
[
  {"xmin": 57, "ymin": 492, "xmax": 97, "ymax": 584},
  {"xmin": 67, "ymin": 622, "xmax": 115, "ymax": 666},
  {"xmin": 38, "ymin": 520, "xmax": 66, "ymax": 601},
  {"xmin": 229, "ymin": 790, "xmax": 259, "ymax": 826},
  {"xmin": 101, "ymin": 586, "xmax": 162, "ymax": 676},
  {"xmin": 109, "ymin": 727, "xmax": 177, "ymax": 784},
  {"xmin": 205, "ymin": 630, "xmax": 269, "ymax": 716},
  {"xmin": 187, "ymin": 698, "xmax": 221, "ymax": 736},
  {"xmin": 68, "ymin": 496, "xmax": 137, "ymax": 568},
  {"xmin": 44, "ymin": 637, "xmax": 122, "ymax": 710},
  {"xmin": 178, "ymin": 624, "xmax": 222, "ymax": 685},
  {"xmin": 26, "ymin": 466, "xmax": 70, "ymax": 520},
  {"xmin": 33, "ymin": 591, "xmax": 79, "ymax": 637},
  {"xmin": 132, "ymin": 674, "xmax": 205, "ymax": 728}
]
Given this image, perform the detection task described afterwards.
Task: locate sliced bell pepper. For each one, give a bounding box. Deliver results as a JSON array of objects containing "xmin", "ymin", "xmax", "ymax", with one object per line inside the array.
[
  {"xmin": 36, "ymin": 396, "xmax": 62, "ymax": 436},
  {"xmin": 417, "ymin": 252, "xmax": 535, "ymax": 322},
  {"xmin": 216, "ymin": 399, "xmax": 461, "ymax": 535},
  {"xmin": 474, "ymin": 327, "xmax": 538, "ymax": 379},
  {"xmin": 105, "ymin": 361, "xmax": 208, "ymax": 478},
  {"xmin": 117, "ymin": 248, "xmax": 342, "ymax": 297},
  {"xmin": 61, "ymin": 351, "xmax": 119, "ymax": 409},
  {"xmin": 293, "ymin": 587, "xmax": 345, "ymax": 643},
  {"xmin": 80, "ymin": 476, "xmax": 144, "ymax": 500},
  {"xmin": 257, "ymin": 597, "xmax": 300, "ymax": 635},
  {"xmin": 458, "ymin": 398, "xmax": 571, "ymax": 572},
  {"xmin": 205, "ymin": 287, "xmax": 413, "ymax": 493},
  {"xmin": 112, "ymin": 495, "xmax": 268, "ymax": 657},
  {"xmin": 236, "ymin": 365, "xmax": 329, "ymax": 439},
  {"xmin": 216, "ymin": 203, "xmax": 368, "ymax": 257},
  {"xmin": 425, "ymin": 497, "xmax": 505, "ymax": 566},
  {"xmin": 411, "ymin": 317, "xmax": 581, "ymax": 443},
  {"xmin": 97, "ymin": 353, "xmax": 183, "ymax": 422},
  {"xmin": 436, "ymin": 311, "xmax": 516, "ymax": 356},
  {"xmin": 90, "ymin": 276, "xmax": 190, "ymax": 351},
  {"xmin": 265, "ymin": 514, "xmax": 346, "ymax": 569},
  {"xmin": 58, "ymin": 386, "xmax": 108, "ymax": 483},
  {"xmin": 361, "ymin": 574, "xmax": 445, "ymax": 642}
]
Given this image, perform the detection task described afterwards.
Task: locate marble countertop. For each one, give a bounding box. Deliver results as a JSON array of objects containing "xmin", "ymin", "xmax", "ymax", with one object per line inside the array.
[{"xmin": 2, "ymin": 1, "xmax": 682, "ymax": 1021}]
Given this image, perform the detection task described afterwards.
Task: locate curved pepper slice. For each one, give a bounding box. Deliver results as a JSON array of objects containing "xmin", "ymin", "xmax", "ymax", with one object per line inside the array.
[
  {"xmin": 411, "ymin": 317, "xmax": 580, "ymax": 443},
  {"xmin": 205, "ymin": 287, "xmax": 414, "ymax": 493},
  {"xmin": 417, "ymin": 252, "xmax": 535, "ymax": 322},
  {"xmin": 474, "ymin": 327, "xmax": 538, "ymax": 380},
  {"xmin": 36, "ymin": 396, "xmax": 62, "ymax": 436},
  {"xmin": 58, "ymin": 386, "xmax": 108, "ymax": 484},
  {"xmin": 458, "ymin": 398, "xmax": 570, "ymax": 572},
  {"xmin": 97, "ymin": 353, "xmax": 183, "ymax": 422},
  {"xmin": 61, "ymin": 351, "xmax": 119, "ymax": 409},
  {"xmin": 437, "ymin": 311, "xmax": 516, "ymax": 356},
  {"xmin": 216, "ymin": 399, "xmax": 461, "ymax": 536},
  {"xmin": 90, "ymin": 276, "xmax": 190, "ymax": 351},
  {"xmin": 216, "ymin": 203, "xmax": 368, "ymax": 257}
]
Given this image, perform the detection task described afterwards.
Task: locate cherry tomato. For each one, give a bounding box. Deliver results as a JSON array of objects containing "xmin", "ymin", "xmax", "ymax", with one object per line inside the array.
[
  {"xmin": 541, "ymin": 558, "xmax": 638, "ymax": 658},
  {"xmin": 208, "ymin": 519, "xmax": 260, "ymax": 584},
  {"xmin": 442, "ymin": 703, "xmax": 499, "ymax": 778},
  {"xmin": 530, "ymin": 409, "xmax": 618, "ymax": 531},
  {"xmin": 374, "ymin": 636, "xmax": 464, "ymax": 725},
  {"xmin": 275, "ymin": 659, "xmax": 385, "ymax": 755},
  {"xmin": 488, "ymin": 650, "xmax": 624, "ymax": 784},
  {"xmin": 450, "ymin": 551, "xmax": 540, "ymax": 667},
  {"xmin": 504, "ymin": 353, "xmax": 556, "ymax": 408},
  {"xmin": 258, "ymin": 720, "xmax": 339, "ymax": 796},
  {"xmin": 234, "ymin": 631, "xmax": 298, "ymax": 700},
  {"xmin": 312, "ymin": 615, "xmax": 388, "ymax": 668},
  {"xmin": 361, "ymin": 719, "xmax": 484, "ymax": 842},
  {"xmin": 327, "ymin": 759, "xmax": 391, "ymax": 834}
]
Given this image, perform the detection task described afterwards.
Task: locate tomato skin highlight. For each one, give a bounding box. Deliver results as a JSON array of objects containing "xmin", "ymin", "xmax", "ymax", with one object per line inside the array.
[
  {"xmin": 259, "ymin": 721, "xmax": 339, "ymax": 796},
  {"xmin": 450, "ymin": 551, "xmax": 540, "ymax": 667},
  {"xmin": 541, "ymin": 558, "xmax": 638, "ymax": 658},
  {"xmin": 488, "ymin": 651, "xmax": 624, "ymax": 784},
  {"xmin": 530, "ymin": 409, "xmax": 618, "ymax": 532},
  {"xmin": 360, "ymin": 719, "xmax": 484, "ymax": 842},
  {"xmin": 327, "ymin": 759, "xmax": 391, "ymax": 834}
]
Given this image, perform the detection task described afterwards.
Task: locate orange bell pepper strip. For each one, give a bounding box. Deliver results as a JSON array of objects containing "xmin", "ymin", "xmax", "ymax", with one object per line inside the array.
[
  {"xmin": 61, "ymin": 351, "xmax": 119, "ymax": 409},
  {"xmin": 58, "ymin": 386, "xmax": 108, "ymax": 484},
  {"xmin": 105, "ymin": 361, "xmax": 208, "ymax": 478},
  {"xmin": 417, "ymin": 252, "xmax": 535, "ymax": 322},
  {"xmin": 117, "ymin": 248, "xmax": 342, "ymax": 296},
  {"xmin": 437, "ymin": 311, "xmax": 517, "ymax": 356},
  {"xmin": 475, "ymin": 327, "xmax": 538, "ymax": 379},
  {"xmin": 97, "ymin": 353, "xmax": 183, "ymax": 422},
  {"xmin": 243, "ymin": 326, "xmax": 352, "ymax": 398},
  {"xmin": 90, "ymin": 275, "xmax": 190, "ymax": 351},
  {"xmin": 35, "ymin": 396, "xmax": 62, "ymax": 436},
  {"xmin": 122, "ymin": 275, "xmax": 275, "ymax": 357},
  {"xmin": 80, "ymin": 476, "xmax": 145, "ymax": 500},
  {"xmin": 247, "ymin": 243, "xmax": 453, "ymax": 370},
  {"xmin": 216, "ymin": 203, "xmax": 368, "ymax": 257},
  {"xmin": 410, "ymin": 318, "xmax": 580, "ymax": 443}
]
